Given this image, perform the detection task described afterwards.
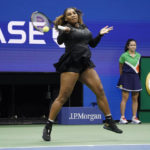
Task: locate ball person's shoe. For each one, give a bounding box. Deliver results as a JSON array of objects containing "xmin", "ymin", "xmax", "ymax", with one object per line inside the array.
[
  {"xmin": 42, "ymin": 121, "xmax": 53, "ymax": 141},
  {"xmin": 119, "ymin": 117, "xmax": 128, "ymax": 124},
  {"xmin": 103, "ymin": 119, "xmax": 123, "ymax": 134},
  {"xmin": 131, "ymin": 117, "xmax": 141, "ymax": 124}
]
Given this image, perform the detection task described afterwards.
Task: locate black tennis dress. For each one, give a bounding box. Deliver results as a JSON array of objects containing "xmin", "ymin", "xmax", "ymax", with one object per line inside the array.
[{"xmin": 54, "ymin": 24, "xmax": 103, "ymax": 73}]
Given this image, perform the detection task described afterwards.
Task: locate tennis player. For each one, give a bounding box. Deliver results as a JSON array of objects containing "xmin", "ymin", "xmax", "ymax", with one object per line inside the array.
[
  {"xmin": 117, "ymin": 39, "xmax": 142, "ymax": 124},
  {"xmin": 42, "ymin": 7, "xmax": 123, "ymax": 141}
]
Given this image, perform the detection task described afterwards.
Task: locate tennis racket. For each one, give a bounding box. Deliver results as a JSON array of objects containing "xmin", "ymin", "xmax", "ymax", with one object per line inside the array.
[{"xmin": 31, "ymin": 11, "xmax": 66, "ymax": 32}]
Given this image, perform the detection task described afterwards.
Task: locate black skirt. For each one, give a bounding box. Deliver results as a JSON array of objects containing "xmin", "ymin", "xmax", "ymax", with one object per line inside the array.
[{"xmin": 53, "ymin": 52, "xmax": 95, "ymax": 73}]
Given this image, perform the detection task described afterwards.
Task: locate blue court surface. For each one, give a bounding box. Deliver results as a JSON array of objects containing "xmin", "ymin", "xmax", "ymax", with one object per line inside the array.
[{"xmin": 1, "ymin": 145, "xmax": 150, "ymax": 150}]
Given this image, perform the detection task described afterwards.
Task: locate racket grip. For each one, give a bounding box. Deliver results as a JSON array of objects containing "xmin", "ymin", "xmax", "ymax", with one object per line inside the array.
[{"xmin": 57, "ymin": 25, "xmax": 66, "ymax": 31}]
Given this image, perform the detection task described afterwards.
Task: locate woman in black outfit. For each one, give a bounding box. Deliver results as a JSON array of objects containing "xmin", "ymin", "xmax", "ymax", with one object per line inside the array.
[{"xmin": 42, "ymin": 7, "xmax": 123, "ymax": 141}]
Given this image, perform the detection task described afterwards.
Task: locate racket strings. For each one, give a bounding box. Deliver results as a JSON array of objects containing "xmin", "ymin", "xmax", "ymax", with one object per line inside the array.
[{"xmin": 31, "ymin": 12, "xmax": 51, "ymax": 32}]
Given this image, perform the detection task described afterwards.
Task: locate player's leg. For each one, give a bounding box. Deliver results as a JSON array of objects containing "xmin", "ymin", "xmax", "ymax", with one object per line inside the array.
[
  {"xmin": 43, "ymin": 72, "xmax": 79, "ymax": 141},
  {"xmin": 120, "ymin": 90, "xmax": 129, "ymax": 124},
  {"xmin": 49, "ymin": 72, "xmax": 79, "ymax": 120},
  {"xmin": 79, "ymin": 68, "xmax": 110, "ymax": 115},
  {"xmin": 79, "ymin": 68, "xmax": 123, "ymax": 133}
]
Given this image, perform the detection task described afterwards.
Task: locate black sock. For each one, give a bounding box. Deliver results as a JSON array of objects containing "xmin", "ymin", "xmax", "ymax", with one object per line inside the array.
[
  {"xmin": 46, "ymin": 120, "xmax": 53, "ymax": 129},
  {"xmin": 105, "ymin": 115, "xmax": 112, "ymax": 121}
]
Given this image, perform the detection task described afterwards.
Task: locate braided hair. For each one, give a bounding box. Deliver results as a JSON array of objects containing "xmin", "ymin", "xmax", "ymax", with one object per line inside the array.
[{"xmin": 54, "ymin": 7, "xmax": 84, "ymax": 29}]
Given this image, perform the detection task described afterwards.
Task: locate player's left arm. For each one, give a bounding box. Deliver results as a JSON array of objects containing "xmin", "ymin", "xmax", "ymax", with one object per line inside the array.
[{"xmin": 89, "ymin": 26, "xmax": 113, "ymax": 48}]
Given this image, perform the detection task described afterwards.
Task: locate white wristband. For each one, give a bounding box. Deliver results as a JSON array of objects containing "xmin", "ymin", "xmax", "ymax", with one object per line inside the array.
[{"xmin": 58, "ymin": 25, "xmax": 66, "ymax": 31}]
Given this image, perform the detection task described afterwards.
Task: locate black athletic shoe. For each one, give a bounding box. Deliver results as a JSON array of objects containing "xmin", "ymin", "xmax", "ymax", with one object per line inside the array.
[
  {"xmin": 103, "ymin": 119, "xmax": 123, "ymax": 134},
  {"xmin": 42, "ymin": 121, "xmax": 52, "ymax": 141}
]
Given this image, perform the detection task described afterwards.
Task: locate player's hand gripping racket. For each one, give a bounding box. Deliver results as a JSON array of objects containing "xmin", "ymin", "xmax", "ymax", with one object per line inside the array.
[{"xmin": 31, "ymin": 11, "xmax": 66, "ymax": 32}]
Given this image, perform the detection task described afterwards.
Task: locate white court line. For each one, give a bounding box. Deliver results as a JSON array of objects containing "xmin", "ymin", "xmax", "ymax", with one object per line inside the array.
[{"xmin": 0, "ymin": 144, "xmax": 150, "ymax": 149}]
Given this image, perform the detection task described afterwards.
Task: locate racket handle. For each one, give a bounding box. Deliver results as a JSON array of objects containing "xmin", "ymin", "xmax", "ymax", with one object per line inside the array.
[{"xmin": 57, "ymin": 25, "xmax": 66, "ymax": 31}]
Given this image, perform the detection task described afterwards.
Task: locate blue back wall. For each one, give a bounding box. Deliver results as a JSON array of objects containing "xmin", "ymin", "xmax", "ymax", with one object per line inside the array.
[{"xmin": 0, "ymin": 0, "xmax": 150, "ymax": 120}]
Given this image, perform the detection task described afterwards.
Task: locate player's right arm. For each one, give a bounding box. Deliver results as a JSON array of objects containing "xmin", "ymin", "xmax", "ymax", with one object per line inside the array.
[{"xmin": 57, "ymin": 27, "xmax": 71, "ymax": 45}]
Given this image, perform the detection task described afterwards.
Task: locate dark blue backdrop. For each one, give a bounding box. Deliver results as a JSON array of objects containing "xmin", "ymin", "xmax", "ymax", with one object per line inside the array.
[{"xmin": 0, "ymin": 0, "xmax": 150, "ymax": 120}]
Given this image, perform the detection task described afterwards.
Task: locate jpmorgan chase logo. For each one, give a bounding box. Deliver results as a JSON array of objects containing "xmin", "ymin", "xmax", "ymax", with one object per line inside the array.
[
  {"xmin": 69, "ymin": 113, "xmax": 102, "ymax": 121},
  {"xmin": 0, "ymin": 21, "xmax": 65, "ymax": 47},
  {"xmin": 146, "ymin": 72, "xmax": 150, "ymax": 95}
]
